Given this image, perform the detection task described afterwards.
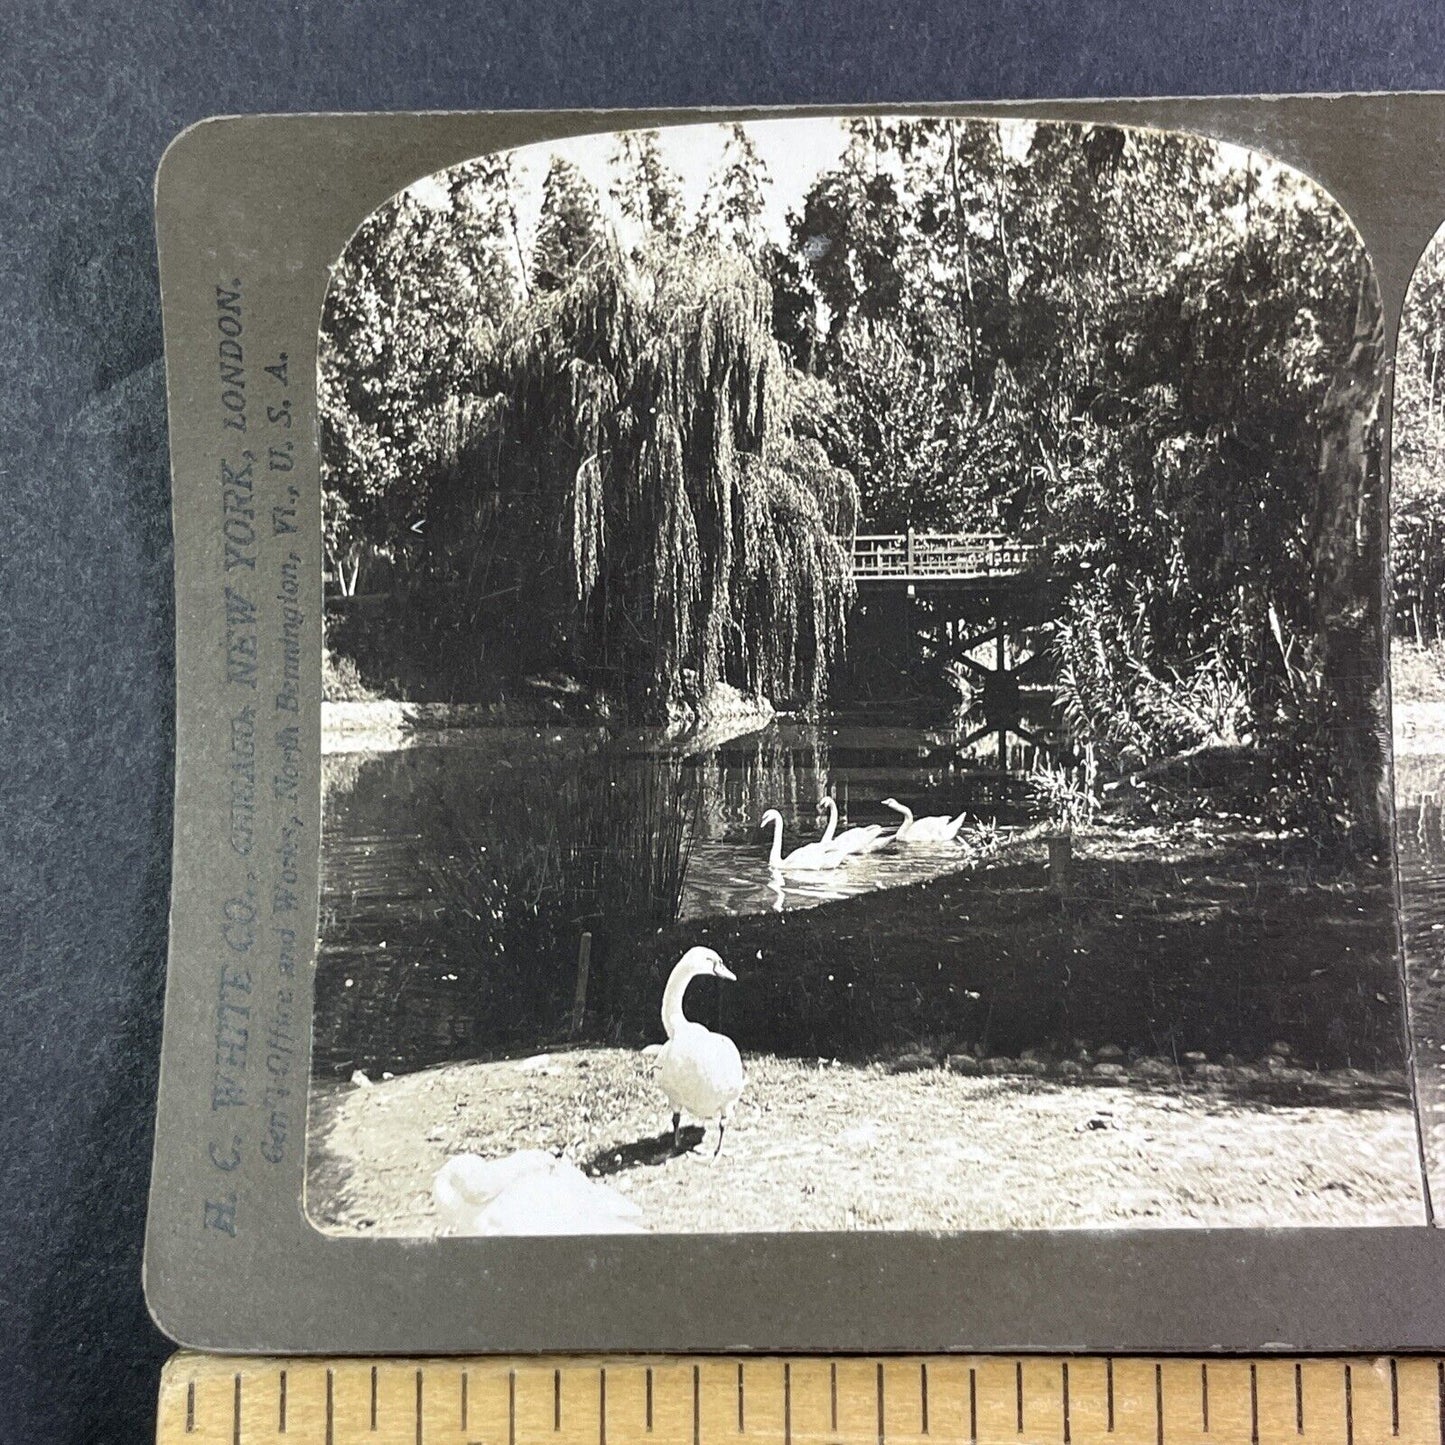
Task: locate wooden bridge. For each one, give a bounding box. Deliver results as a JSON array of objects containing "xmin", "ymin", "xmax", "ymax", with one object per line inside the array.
[
  {"xmin": 848, "ymin": 531, "xmax": 1040, "ymax": 585},
  {"xmin": 841, "ymin": 531, "xmax": 1057, "ymax": 771}
]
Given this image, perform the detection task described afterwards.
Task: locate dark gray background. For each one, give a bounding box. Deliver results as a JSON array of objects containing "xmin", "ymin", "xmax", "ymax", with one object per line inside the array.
[{"xmin": 5, "ymin": 3, "xmax": 1445, "ymax": 1441}]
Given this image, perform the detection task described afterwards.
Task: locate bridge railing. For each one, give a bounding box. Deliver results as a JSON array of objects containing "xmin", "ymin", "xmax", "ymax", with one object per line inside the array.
[{"xmin": 849, "ymin": 531, "xmax": 1040, "ymax": 581}]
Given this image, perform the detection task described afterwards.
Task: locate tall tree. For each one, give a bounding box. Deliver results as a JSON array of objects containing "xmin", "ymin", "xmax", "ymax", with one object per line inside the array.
[
  {"xmin": 426, "ymin": 241, "xmax": 857, "ymax": 718},
  {"xmin": 319, "ymin": 167, "xmax": 521, "ymax": 589},
  {"xmin": 533, "ymin": 157, "xmax": 606, "ymax": 292},
  {"xmin": 694, "ymin": 123, "xmax": 771, "ymax": 256},
  {"xmin": 781, "ymin": 116, "xmax": 1382, "ymax": 824},
  {"xmin": 1391, "ymin": 228, "xmax": 1445, "ymax": 643},
  {"xmin": 787, "ymin": 119, "xmax": 1000, "ymax": 524},
  {"xmin": 1309, "ymin": 264, "xmax": 1388, "ymax": 848},
  {"xmin": 789, "ymin": 122, "xmax": 913, "ymax": 347},
  {"xmin": 609, "ymin": 130, "xmax": 683, "ymax": 241},
  {"xmin": 762, "ymin": 243, "xmax": 821, "ymax": 372}
]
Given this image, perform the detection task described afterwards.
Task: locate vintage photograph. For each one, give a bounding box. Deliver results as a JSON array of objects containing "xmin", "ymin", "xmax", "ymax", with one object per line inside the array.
[
  {"xmin": 1391, "ymin": 218, "xmax": 1445, "ymax": 1209},
  {"xmin": 304, "ymin": 116, "xmax": 1424, "ymax": 1236}
]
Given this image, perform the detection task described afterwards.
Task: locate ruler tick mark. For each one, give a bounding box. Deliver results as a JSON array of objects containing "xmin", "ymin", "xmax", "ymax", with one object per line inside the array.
[{"xmin": 167, "ymin": 1352, "xmax": 1445, "ymax": 1445}]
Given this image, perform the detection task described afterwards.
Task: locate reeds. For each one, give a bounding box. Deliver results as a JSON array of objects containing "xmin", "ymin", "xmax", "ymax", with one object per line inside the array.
[{"xmin": 415, "ymin": 747, "xmax": 699, "ymax": 1037}]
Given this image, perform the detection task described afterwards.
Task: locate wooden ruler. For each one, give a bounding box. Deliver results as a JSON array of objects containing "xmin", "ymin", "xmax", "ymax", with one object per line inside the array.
[{"xmin": 159, "ymin": 1354, "xmax": 1445, "ymax": 1445}]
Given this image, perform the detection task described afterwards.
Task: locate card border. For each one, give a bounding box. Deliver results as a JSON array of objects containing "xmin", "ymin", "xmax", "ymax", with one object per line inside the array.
[{"xmin": 146, "ymin": 97, "xmax": 1445, "ymax": 1353}]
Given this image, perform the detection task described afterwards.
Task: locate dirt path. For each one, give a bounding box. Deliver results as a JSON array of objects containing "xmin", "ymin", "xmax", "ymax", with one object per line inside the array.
[{"xmin": 306, "ymin": 1049, "xmax": 1426, "ymax": 1234}]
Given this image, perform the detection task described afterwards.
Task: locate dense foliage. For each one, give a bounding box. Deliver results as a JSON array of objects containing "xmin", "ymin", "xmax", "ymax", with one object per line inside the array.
[
  {"xmin": 776, "ymin": 122, "xmax": 1380, "ymax": 803},
  {"xmin": 423, "ymin": 243, "xmax": 857, "ymax": 719},
  {"xmin": 1394, "ymin": 231, "xmax": 1445, "ymax": 644},
  {"xmin": 319, "ymin": 159, "xmax": 523, "ymax": 591},
  {"xmin": 319, "ymin": 119, "xmax": 1386, "ymax": 834}
]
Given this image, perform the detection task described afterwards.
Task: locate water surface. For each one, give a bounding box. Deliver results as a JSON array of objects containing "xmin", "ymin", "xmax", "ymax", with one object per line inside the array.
[{"xmin": 317, "ymin": 711, "xmax": 1032, "ymax": 1074}]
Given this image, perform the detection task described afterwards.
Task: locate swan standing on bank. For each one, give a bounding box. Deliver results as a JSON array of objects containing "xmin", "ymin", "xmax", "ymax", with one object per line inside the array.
[
  {"xmin": 881, "ymin": 797, "xmax": 969, "ymax": 843},
  {"xmin": 817, "ymin": 795, "xmax": 888, "ymax": 857},
  {"xmin": 655, "ymin": 946, "xmax": 745, "ymax": 1156},
  {"xmin": 761, "ymin": 807, "xmax": 849, "ymax": 872}
]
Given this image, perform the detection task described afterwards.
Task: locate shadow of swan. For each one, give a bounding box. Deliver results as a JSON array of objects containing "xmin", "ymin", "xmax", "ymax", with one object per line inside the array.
[{"xmin": 581, "ymin": 1128, "xmax": 705, "ymax": 1177}]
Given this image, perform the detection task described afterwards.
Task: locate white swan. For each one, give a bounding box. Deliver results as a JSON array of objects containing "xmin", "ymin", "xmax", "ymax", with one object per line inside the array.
[
  {"xmin": 655, "ymin": 946, "xmax": 745, "ymax": 1156},
  {"xmin": 761, "ymin": 807, "xmax": 849, "ymax": 872},
  {"xmin": 433, "ymin": 1150, "xmax": 645, "ymax": 1236},
  {"xmin": 881, "ymin": 797, "xmax": 969, "ymax": 843},
  {"xmin": 817, "ymin": 796, "xmax": 888, "ymax": 856}
]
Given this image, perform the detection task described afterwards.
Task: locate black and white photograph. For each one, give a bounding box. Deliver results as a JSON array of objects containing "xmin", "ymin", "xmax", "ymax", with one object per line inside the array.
[
  {"xmin": 304, "ymin": 116, "xmax": 1423, "ymax": 1236},
  {"xmin": 1390, "ymin": 218, "xmax": 1445, "ymax": 1210}
]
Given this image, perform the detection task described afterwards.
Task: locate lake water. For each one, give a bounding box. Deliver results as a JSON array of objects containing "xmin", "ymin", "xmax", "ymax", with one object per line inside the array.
[
  {"xmin": 1393, "ymin": 749, "xmax": 1445, "ymax": 1196},
  {"xmin": 675, "ymin": 716, "xmax": 1039, "ymax": 916},
  {"xmin": 316, "ymin": 709, "xmax": 1045, "ymax": 1074}
]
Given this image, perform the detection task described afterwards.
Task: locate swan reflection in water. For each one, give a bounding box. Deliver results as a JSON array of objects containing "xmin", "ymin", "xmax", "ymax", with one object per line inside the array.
[{"xmin": 764, "ymin": 868, "xmax": 850, "ymax": 913}]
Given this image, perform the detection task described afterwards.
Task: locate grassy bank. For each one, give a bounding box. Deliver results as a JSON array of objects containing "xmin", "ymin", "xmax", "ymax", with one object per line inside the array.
[
  {"xmin": 306, "ymin": 1047, "xmax": 1424, "ymax": 1234},
  {"xmin": 601, "ymin": 825, "xmax": 1404, "ymax": 1074},
  {"xmin": 314, "ymin": 822, "xmax": 1407, "ymax": 1079}
]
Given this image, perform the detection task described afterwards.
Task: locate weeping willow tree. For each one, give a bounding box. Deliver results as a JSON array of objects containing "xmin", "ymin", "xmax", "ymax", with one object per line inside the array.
[{"xmin": 428, "ymin": 240, "xmax": 858, "ymax": 719}]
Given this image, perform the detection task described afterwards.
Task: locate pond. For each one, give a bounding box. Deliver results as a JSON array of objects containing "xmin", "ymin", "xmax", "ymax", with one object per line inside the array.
[
  {"xmin": 1393, "ymin": 750, "xmax": 1445, "ymax": 1190},
  {"xmin": 315, "ymin": 709, "xmax": 1042, "ymax": 1076}
]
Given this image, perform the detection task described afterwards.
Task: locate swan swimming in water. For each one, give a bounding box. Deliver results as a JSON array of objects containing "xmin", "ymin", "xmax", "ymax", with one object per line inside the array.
[
  {"xmin": 761, "ymin": 807, "xmax": 848, "ymax": 872},
  {"xmin": 433, "ymin": 1150, "xmax": 645, "ymax": 1235},
  {"xmin": 816, "ymin": 795, "xmax": 888, "ymax": 856},
  {"xmin": 654, "ymin": 946, "xmax": 745, "ymax": 1156},
  {"xmin": 881, "ymin": 797, "xmax": 969, "ymax": 843}
]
